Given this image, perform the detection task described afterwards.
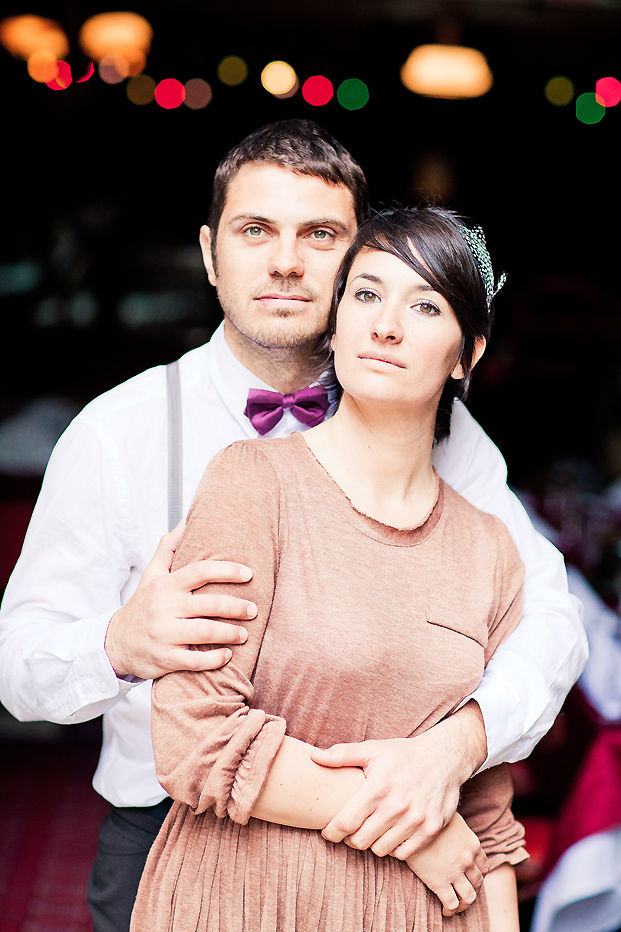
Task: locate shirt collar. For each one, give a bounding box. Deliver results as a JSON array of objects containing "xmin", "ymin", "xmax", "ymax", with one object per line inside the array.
[{"xmin": 207, "ymin": 321, "xmax": 336, "ymax": 439}]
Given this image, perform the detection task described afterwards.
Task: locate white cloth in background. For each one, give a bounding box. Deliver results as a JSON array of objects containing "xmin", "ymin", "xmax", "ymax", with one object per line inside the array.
[{"xmin": 0, "ymin": 323, "xmax": 586, "ymax": 806}]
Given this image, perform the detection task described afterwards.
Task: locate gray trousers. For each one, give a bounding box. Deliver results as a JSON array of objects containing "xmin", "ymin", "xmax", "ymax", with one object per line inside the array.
[{"xmin": 87, "ymin": 798, "xmax": 173, "ymax": 932}]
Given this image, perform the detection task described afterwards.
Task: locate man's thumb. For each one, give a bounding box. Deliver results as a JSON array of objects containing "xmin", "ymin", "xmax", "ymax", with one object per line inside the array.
[{"xmin": 310, "ymin": 743, "xmax": 366, "ymax": 768}]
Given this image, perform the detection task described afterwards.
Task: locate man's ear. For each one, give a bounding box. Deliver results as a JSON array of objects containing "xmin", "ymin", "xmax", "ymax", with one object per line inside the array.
[
  {"xmin": 451, "ymin": 336, "xmax": 486, "ymax": 380},
  {"xmin": 199, "ymin": 225, "xmax": 217, "ymax": 287}
]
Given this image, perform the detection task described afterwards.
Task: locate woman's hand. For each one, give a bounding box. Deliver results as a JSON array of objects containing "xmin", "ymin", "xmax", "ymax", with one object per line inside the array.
[{"xmin": 405, "ymin": 812, "xmax": 488, "ymax": 917}]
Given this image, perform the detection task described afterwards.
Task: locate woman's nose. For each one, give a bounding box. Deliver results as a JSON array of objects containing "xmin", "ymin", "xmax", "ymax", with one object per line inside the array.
[{"xmin": 372, "ymin": 303, "xmax": 402, "ymax": 342}]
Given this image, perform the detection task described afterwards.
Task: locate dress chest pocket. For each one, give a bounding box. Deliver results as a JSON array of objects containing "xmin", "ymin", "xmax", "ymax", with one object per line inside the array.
[{"xmin": 425, "ymin": 599, "xmax": 489, "ymax": 650}]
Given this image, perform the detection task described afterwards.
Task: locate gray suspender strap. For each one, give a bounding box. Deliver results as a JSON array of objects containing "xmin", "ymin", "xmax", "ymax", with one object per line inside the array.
[{"xmin": 166, "ymin": 360, "xmax": 183, "ymax": 531}]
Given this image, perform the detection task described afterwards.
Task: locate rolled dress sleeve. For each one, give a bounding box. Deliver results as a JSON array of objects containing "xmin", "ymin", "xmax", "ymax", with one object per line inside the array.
[{"xmin": 151, "ymin": 441, "xmax": 287, "ymax": 825}]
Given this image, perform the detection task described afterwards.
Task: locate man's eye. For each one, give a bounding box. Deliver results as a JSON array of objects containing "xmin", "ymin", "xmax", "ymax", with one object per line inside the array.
[
  {"xmin": 245, "ymin": 226, "xmax": 265, "ymax": 237},
  {"xmin": 310, "ymin": 229, "xmax": 333, "ymax": 241},
  {"xmin": 355, "ymin": 289, "xmax": 379, "ymax": 303}
]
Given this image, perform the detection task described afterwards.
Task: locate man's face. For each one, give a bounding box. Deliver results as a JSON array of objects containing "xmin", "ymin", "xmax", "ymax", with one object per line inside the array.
[{"xmin": 200, "ymin": 163, "xmax": 357, "ymax": 357}]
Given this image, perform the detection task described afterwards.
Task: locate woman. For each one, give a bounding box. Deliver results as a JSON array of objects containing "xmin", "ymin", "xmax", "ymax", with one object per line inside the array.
[{"xmin": 131, "ymin": 207, "xmax": 528, "ymax": 931}]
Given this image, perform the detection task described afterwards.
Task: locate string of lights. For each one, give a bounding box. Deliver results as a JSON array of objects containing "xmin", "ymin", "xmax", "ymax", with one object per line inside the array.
[{"xmin": 0, "ymin": 12, "xmax": 619, "ymax": 124}]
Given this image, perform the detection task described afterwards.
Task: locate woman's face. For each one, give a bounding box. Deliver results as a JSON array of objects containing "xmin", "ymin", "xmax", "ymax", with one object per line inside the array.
[{"xmin": 332, "ymin": 246, "xmax": 468, "ymax": 415}]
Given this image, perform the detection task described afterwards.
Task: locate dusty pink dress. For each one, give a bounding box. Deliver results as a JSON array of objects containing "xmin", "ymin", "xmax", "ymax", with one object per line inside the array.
[{"xmin": 131, "ymin": 433, "xmax": 527, "ymax": 931}]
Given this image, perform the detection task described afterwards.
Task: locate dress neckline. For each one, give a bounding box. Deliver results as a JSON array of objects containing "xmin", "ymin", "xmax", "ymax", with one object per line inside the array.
[{"xmin": 288, "ymin": 431, "xmax": 445, "ymax": 548}]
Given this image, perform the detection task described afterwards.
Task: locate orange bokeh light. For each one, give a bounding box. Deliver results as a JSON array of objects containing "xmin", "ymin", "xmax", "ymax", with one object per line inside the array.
[
  {"xmin": 79, "ymin": 12, "xmax": 151, "ymax": 70},
  {"xmin": 27, "ymin": 49, "xmax": 58, "ymax": 83},
  {"xmin": 401, "ymin": 45, "xmax": 493, "ymax": 99},
  {"xmin": 0, "ymin": 15, "xmax": 68, "ymax": 60}
]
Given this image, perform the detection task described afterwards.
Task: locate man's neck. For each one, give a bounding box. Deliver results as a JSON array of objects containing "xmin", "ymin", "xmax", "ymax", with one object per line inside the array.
[{"xmin": 223, "ymin": 321, "xmax": 322, "ymax": 393}]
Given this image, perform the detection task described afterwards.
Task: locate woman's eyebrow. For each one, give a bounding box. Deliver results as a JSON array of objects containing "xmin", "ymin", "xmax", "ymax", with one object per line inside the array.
[{"xmin": 350, "ymin": 273, "xmax": 437, "ymax": 293}]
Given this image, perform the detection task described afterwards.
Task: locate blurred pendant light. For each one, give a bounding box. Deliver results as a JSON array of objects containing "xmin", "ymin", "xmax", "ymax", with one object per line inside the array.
[
  {"xmin": 79, "ymin": 12, "xmax": 152, "ymax": 78},
  {"xmin": 401, "ymin": 37, "xmax": 493, "ymax": 100}
]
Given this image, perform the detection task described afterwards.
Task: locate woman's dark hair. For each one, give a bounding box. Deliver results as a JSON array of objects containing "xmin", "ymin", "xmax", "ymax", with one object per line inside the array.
[{"xmin": 318, "ymin": 205, "xmax": 496, "ymax": 444}]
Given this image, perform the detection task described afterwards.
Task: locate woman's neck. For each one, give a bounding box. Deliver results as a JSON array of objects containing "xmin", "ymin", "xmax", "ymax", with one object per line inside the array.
[{"xmin": 303, "ymin": 394, "xmax": 439, "ymax": 530}]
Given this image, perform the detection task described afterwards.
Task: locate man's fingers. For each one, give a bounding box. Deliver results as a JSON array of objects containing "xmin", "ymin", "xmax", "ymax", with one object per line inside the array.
[
  {"xmin": 173, "ymin": 559, "xmax": 253, "ymax": 592},
  {"xmin": 179, "ymin": 592, "xmax": 257, "ymax": 623},
  {"xmin": 174, "ymin": 618, "xmax": 249, "ymax": 646},
  {"xmin": 321, "ymin": 793, "xmax": 376, "ymax": 843},
  {"xmin": 310, "ymin": 742, "xmax": 369, "ymax": 769},
  {"xmin": 166, "ymin": 646, "xmax": 234, "ymax": 673}
]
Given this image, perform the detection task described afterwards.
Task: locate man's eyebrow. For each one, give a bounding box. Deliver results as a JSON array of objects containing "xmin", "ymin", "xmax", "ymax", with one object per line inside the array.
[{"xmin": 228, "ymin": 214, "xmax": 352, "ymax": 234}]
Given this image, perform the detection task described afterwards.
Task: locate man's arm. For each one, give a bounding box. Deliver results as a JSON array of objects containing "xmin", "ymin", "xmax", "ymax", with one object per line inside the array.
[
  {"xmin": 434, "ymin": 401, "xmax": 588, "ymax": 767},
  {"xmin": 0, "ymin": 417, "xmax": 255, "ymax": 725}
]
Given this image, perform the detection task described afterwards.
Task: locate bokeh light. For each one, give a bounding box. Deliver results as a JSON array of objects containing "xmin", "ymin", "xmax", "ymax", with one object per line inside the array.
[
  {"xmin": 261, "ymin": 61, "xmax": 297, "ymax": 97},
  {"xmin": 217, "ymin": 56, "xmax": 248, "ymax": 86},
  {"xmin": 544, "ymin": 76, "xmax": 574, "ymax": 106},
  {"xmin": 400, "ymin": 45, "xmax": 492, "ymax": 99},
  {"xmin": 46, "ymin": 60, "xmax": 72, "ymax": 91},
  {"xmin": 184, "ymin": 78, "xmax": 213, "ymax": 109},
  {"xmin": 80, "ymin": 13, "xmax": 151, "ymax": 72},
  {"xmin": 155, "ymin": 78, "xmax": 186, "ymax": 109},
  {"xmin": 575, "ymin": 92, "xmax": 605, "ymax": 124},
  {"xmin": 99, "ymin": 53, "xmax": 129, "ymax": 85},
  {"xmin": 595, "ymin": 76, "xmax": 621, "ymax": 107},
  {"xmin": 302, "ymin": 75, "xmax": 333, "ymax": 106},
  {"xmin": 27, "ymin": 50, "xmax": 58, "ymax": 83},
  {"xmin": 0, "ymin": 15, "xmax": 68, "ymax": 60},
  {"xmin": 77, "ymin": 61, "xmax": 95, "ymax": 83},
  {"xmin": 127, "ymin": 74, "xmax": 156, "ymax": 105},
  {"xmin": 337, "ymin": 78, "xmax": 369, "ymax": 110}
]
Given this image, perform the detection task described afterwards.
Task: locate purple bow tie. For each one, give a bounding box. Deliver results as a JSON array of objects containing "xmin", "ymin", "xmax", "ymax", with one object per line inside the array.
[{"xmin": 244, "ymin": 387, "xmax": 330, "ymax": 436}]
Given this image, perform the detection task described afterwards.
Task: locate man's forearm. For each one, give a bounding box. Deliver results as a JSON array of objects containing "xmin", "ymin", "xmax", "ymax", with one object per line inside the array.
[{"xmin": 438, "ymin": 700, "xmax": 488, "ymax": 785}]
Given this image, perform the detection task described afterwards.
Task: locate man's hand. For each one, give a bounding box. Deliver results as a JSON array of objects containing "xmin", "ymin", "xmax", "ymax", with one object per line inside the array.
[
  {"xmin": 104, "ymin": 520, "xmax": 257, "ymax": 680},
  {"xmin": 405, "ymin": 812, "xmax": 488, "ymax": 917},
  {"xmin": 310, "ymin": 701, "xmax": 487, "ymax": 858}
]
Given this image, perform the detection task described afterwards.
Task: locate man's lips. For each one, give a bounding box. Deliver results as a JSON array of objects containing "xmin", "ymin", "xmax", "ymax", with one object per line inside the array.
[
  {"xmin": 255, "ymin": 293, "xmax": 311, "ymax": 302},
  {"xmin": 358, "ymin": 352, "xmax": 406, "ymax": 369}
]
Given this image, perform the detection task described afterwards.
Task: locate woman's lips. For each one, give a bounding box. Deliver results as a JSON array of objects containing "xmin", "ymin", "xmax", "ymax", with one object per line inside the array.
[{"xmin": 358, "ymin": 353, "xmax": 406, "ymax": 369}]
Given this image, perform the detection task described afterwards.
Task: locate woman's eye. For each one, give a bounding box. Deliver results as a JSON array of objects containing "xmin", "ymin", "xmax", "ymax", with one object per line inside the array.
[
  {"xmin": 416, "ymin": 301, "xmax": 440, "ymax": 315},
  {"xmin": 355, "ymin": 289, "xmax": 379, "ymax": 303}
]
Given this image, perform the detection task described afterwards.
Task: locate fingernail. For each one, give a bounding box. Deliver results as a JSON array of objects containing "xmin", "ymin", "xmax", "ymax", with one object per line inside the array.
[
  {"xmin": 239, "ymin": 567, "xmax": 252, "ymax": 581},
  {"xmin": 246, "ymin": 603, "xmax": 257, "ymax": 617},
  {"xmin": 224, "ymin": 649, "xmax": 232, "ymax": 662},
  {"xmin": 238, "ymin": 628, "xmax": 248, "ymax": 643}
]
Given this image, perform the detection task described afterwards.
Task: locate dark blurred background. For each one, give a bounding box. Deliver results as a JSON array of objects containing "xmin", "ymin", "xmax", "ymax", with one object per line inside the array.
[{"xmin": 1, "ymin": 2, "xmax": 621, "ymax": 929}]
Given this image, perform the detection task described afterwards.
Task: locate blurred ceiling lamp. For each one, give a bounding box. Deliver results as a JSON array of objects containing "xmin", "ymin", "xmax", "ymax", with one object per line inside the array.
[
  {"xmin": 0, "ymin": 15, "xmax": 68, "ymax": 60},
  {"xmin": 79, "ymin": 12, "xmax": 152, "ymax": 76},
  {"xmin": 401, "ymin": 44, "xmax": 493, "ymax": 99}
]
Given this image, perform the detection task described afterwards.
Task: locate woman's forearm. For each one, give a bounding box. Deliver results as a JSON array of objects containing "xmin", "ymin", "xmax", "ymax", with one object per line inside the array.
[{"xmin": 251, "ymin": 735, "xmax": 366, "ymax": 829}]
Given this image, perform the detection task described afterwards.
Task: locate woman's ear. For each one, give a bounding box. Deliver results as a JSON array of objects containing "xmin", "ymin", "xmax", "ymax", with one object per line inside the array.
[{"xmin": 451, "ymin": 337, "xmax": 486, "ymax": 380}]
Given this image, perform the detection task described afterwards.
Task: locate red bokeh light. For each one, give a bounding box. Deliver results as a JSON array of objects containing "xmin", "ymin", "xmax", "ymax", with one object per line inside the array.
[
  {"xmin": 155, "ymin": 78, "xmax": 185, "ymax": 109},
  {"xmin": 595, "ymin": 76, "xmax": 621, "ymax": 107},
  {"xmin": 77, "ymin": 61, "xmax": 94, "ymax": 83},
  {"xmin": 46, "ymin": 59, "xmax": 72, "ymax": 90},
  {"xmin": 302, "ymin": 75, "xmax": 333, "ymax": 106}
]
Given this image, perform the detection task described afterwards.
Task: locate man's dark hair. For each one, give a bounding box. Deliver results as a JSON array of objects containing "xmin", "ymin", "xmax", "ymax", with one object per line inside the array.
[
  {"xmin": 319, "ymin": 205, "xmax": 495, "ymax": 444},
  {"xmin": 207, "ymin": 119, "xmax": 369, "ymax": 259}
]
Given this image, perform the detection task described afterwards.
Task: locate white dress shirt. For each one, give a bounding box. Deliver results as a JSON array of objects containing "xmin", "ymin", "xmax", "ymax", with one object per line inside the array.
[{"xmin": 0, "ymin": 323, "xmax": 587, "ymax": 806}]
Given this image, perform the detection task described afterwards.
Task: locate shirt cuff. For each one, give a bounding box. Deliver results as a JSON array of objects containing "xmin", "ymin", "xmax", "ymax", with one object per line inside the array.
[{"xmin": 463, "ymin": 673, "xmax": 524, "ymax": 772}]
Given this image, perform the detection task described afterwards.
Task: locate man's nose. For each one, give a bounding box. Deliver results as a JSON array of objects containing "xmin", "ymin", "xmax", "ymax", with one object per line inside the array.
[{"xmin": 267, "ymin": 235, "xmax": 304, "ymax": 278}]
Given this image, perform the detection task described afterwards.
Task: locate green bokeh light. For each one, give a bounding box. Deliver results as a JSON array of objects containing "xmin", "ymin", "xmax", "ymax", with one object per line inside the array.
[
  {"xmin": 337, "ymin": 78, "xmax": 369, "ymax": 110},
  {"xmin": 576, "ymin": 92, "xmax": 605, "ymax": 124}
]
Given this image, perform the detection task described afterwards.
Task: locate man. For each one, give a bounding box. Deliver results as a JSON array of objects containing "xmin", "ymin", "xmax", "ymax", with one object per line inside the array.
[{"xmin": 0, "ymin": 120, "xmax": 586, "ymax": 932}]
